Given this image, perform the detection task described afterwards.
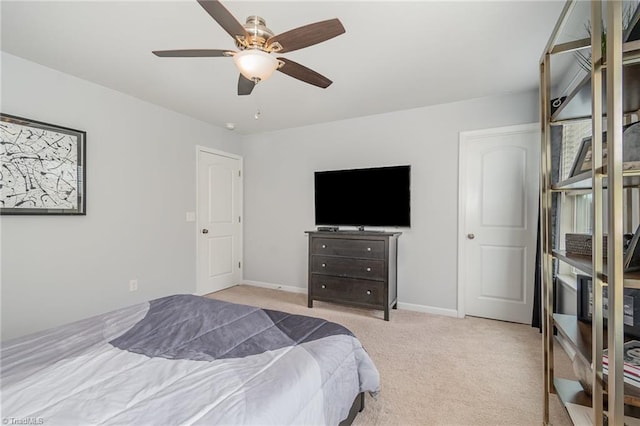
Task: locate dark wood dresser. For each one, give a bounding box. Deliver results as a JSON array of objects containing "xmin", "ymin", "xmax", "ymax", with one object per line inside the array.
[{"xmin": 306, "ymin": 231, "xmax": 401, "ymax": 321}]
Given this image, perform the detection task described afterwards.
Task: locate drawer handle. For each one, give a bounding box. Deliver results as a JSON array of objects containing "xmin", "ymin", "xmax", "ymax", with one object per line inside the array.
[
  {"xmin": 367, "ymin": 247, "xmax": 371, "ymax": 251},
  {"xmin": 366, "ymin": 290, "xmax": 372, "ymax": 295},
  {"xmin": 366, "ymin": 267, "xmax": 371, "ymax": 272},
  {"xmin": 322, "ymin": 263, "xmax": 326, "ymax": 268},
  {"xmin": 321, "ymin": 284, "xmax": 326, "ymax": 289},
  {"xmin": 322, "ymin": 244, "xmax": 327, "ymax": 249}
]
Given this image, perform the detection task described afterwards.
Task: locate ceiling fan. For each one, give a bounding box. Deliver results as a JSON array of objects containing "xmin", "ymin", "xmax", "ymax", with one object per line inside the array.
[{"xmin": 153, "ymin": 0, "xmax": 345, "ymax": 96}]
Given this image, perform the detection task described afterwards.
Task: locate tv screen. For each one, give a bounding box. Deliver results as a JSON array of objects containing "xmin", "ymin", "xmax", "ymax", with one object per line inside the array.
[{"xmin": 314, "ymin": 165, "xmax": 411, "ymax": 227}]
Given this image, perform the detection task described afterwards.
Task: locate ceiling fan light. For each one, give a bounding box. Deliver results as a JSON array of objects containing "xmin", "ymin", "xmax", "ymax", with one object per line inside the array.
[{"xmin": 233, "ymin": 49, "xmax": 279, "ymax": 82}]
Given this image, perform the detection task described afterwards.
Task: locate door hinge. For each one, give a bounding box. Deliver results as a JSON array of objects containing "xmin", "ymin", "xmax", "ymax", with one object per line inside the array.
[
  {"xmin": 238, "ymin": 170, "xmax": 241, "ymax": 177},
  {"xmin": 239, "ymin": 216, "xmax": 241, "ymax": 223},
  {"xmin": 238, "ymin": 261, "xmax": 241, "ymax": 268}
]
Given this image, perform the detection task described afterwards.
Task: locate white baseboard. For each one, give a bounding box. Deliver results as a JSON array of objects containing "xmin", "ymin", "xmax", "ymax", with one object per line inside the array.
[
  {"xmin": 241, "ymin": 280, "xmax": 459, "ymax": 318},
  {"xmin": 241, "ymin": 280, "xmax": 307, "ymax": 294},
  {"xmin": 396, "ymin": 301, "xmax": 459, "ymax": 318}
]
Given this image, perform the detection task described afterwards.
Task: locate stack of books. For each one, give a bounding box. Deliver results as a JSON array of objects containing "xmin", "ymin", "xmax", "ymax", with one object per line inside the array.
[{"xmin": 603, "ymin": 340, "xmax": 640, "ymax": 390}]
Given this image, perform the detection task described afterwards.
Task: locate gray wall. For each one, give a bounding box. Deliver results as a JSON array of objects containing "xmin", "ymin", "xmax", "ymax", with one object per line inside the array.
[
  {"xmin": 1, "ymin": 53, "xmax": 242, "ymax": 340},
  {"xmin": 1, "ymin": 51, "xmax": 540, "ymax": 339},
  {"xmin": 241, "ymin": 91, "xmax": 539, "ymax": 313}
]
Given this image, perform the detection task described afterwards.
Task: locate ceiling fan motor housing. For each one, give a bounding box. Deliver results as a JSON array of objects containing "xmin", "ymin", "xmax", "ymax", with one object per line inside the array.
[{"xmin": 237, "ymin": 16, "xmax": 278, "ymax": 51}]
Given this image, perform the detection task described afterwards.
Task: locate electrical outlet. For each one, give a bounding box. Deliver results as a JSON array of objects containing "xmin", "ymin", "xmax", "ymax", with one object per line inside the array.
[{"xmin": 129, "ymin": 279, "xmax": 138, "ymax": 292}]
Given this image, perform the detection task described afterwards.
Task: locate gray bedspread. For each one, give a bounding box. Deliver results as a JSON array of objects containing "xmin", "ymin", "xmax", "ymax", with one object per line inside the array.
[{"xmin": 1, "ymin": 295, "xmax": 380, "ymax": 425}]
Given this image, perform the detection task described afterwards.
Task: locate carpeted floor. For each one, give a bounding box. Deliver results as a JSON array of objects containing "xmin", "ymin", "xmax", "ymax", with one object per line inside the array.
[{"xmin": 208, "ymin": 284, "xmax": 575, "ymax": 426}]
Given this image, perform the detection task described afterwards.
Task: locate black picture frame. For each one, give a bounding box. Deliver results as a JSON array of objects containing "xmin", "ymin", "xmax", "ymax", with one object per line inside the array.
[
  {"xmin": 0, "ymin": 113, "xmax": 86, "ymax": 215},
  {"xmin": 576, "ymin": 274, "xmax": 640, "ymax": 338}
]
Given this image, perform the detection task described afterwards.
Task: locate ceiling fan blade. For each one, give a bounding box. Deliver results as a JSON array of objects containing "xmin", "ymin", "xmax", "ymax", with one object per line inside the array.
[
  {"xmin": 197, "ymin": 0, "xmax": 248, "ymax": 40},
  {"xmin": 152, "ymin": 49, "xmax": 231, "ymax": 57},
  {"xmin": 267, "ymin": 18, "xmax": 345, "ymax": 53},
  {"xmin": 277, "ymin": 58, "xmax": 332, "ymax": 89},
  {"xmin": 238, "ymin": 74, "xmax": 256, "ymax": 96}
]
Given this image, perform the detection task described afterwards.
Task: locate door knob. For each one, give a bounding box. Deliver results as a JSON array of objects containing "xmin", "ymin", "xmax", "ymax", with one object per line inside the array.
[
  {"xmin": 202, "ymin": 229, "xmax": 209, "ymax": 234},
  {"xmin": 467, "ymin": 233, "xmax": 475, "ymax": 240}
]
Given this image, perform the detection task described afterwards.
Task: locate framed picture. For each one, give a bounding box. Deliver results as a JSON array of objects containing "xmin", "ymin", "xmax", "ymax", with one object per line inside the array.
[
  {"xmin": 626, "ymin": 225, "xmax": 640, "ymax": 272},
  {"xmin": 568, "ymin": 122, "xmax": 640, "ymax": 177},
  {"xmin": 576, "ymin": 274, "xmax": 640, "ymax": 338},
  {"xmin": 0, "ymin": 113, "xmax": 86, "ymax": 215},
  {"xmin": 569, "ymin": 136, "xmax": 596, "ymax": 177}
]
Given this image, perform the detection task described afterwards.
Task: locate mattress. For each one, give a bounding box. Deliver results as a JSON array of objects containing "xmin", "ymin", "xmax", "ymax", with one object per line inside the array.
[{"xmin": 1, "ymin": 294, "xmax": 380, "ymax": 425}]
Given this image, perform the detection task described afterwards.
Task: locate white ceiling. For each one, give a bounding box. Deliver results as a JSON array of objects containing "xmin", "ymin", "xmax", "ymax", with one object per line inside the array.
[{"xmin": 1, "ymin": 1, "xmax": 565, "ymax": 135}]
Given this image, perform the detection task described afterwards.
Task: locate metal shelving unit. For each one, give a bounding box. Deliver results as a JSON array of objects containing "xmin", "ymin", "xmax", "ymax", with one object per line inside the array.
[{"xmin": 541, "ymin": 1, "xmax": 640, "ymax": 425}]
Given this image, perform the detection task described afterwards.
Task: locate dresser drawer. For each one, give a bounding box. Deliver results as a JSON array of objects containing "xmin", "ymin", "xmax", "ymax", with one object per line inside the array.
[
  {"xmin": 311, "ymin": 256, "xmax": 385, "ymax": 281},
  {"xmin": 310, "ymin": 275, "xmax": 384, "ymax": 306},
  {"xmin": 311, "ymin": 238, "xmax": 385, "ymax": 259}
]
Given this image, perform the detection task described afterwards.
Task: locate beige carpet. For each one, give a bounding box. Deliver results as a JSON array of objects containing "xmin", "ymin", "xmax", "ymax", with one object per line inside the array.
[{"xmin": 208, "ymin": 284, "xmax": 575, "ymax": 426}]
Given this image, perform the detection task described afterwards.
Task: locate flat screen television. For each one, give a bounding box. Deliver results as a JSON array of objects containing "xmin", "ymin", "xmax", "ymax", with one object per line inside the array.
[{"xmin": 314, "ymin": 165, "xmax": 411, "ymax": 227}]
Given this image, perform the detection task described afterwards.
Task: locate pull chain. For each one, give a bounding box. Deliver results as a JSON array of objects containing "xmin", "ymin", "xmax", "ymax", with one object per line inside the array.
[{"xmin": 254, "ymin": 84, "xmax": 262, "ymax": 120}]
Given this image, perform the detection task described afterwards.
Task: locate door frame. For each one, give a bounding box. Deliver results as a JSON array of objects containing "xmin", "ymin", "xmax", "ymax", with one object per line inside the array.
[
  {"xmin": 457, "ymin": 123, "xmax": 539, "ymax": 319},
  {"xmin": 195, "ymin": 145, "xmax": 244, "ymax": 294}
]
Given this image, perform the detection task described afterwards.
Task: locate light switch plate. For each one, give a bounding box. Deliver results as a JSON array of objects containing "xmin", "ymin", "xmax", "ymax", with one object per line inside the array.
[{"xmin": 186, "ymin": 211, "xmax": 196, "ymax": 222}]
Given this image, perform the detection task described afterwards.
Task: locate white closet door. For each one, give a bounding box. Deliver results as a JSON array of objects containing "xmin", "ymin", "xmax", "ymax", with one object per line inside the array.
[{"xmin": 459, "ymin": 124, "xmax": 539, "ymax": 323}]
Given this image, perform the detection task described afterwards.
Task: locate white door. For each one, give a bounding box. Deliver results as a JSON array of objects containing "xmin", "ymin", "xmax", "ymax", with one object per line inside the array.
[
  {"xmin": 197, "ymin": 148, "xmax": 242, "ymax": 295},
  {"xmin": 459, "ymin": 124, "xmax": 539, "ymax": 323}
]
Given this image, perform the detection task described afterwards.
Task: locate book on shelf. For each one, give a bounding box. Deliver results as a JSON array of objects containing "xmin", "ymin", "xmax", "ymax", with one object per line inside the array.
[
  {"xmin": 603, "ymin": 365, "xmax": 640, "ymax": 388},
  {"xmin": 603, "ymin": 340, "xmax": 640, "ymax": 363},
  {"xmin": 603, "ymin": 340, "xmax": 640, "ymax": 390},
  {"xmin": 603, "ymin": 357, "xmax": 640, "ymax": 378}
]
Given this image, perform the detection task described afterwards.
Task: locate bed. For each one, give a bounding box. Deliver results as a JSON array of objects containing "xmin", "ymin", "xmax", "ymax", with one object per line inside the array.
[{"xmin": 1, "ymin": 294, "xmax": 380, "ymax": 425}]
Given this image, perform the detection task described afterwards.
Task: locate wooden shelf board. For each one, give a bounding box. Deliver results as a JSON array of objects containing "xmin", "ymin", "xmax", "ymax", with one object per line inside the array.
[
  {"xmin": 552, "ymin": 250, "xmax": 640, "ymax": 288},
  {"xmin": 554, "ymin": 374, "xmax": 640, "ymax": 417},
  {"xmin": 552, "ymin": 171, "xmax": 640, "ymax": 192},
  {"xmin": 552, "ymin": 171, "xmax": 592, "ymax": 190},
  {"xmin": 553, "ymin": 251, "xmax": 594, "ymax": 276},
  {"xmin": 555, "ymin": 377, "xmax": 592, "ymax": 408},
  {"xmin": 551, "ymin": 38, "xmax": 590, "ymax": 55},
  {"xmin": 554, "ymin": 313, "xmax": 594, "ymax": 364}
]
